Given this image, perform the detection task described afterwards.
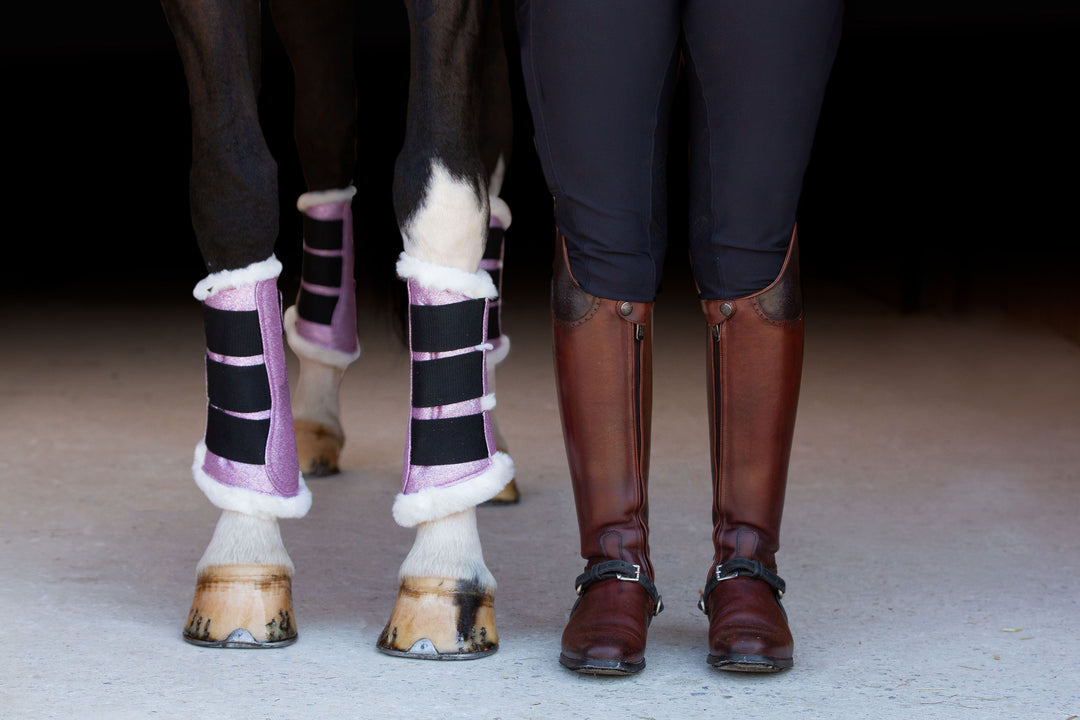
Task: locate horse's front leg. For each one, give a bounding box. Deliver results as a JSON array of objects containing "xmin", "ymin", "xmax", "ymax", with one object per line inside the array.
[
  {"xmin": 376, "ymin": 0, "xmax": 513, "ymax": 659},
  {"xmin": 162, "ymin": 0, "xmax": 307, "ymax": 647}
]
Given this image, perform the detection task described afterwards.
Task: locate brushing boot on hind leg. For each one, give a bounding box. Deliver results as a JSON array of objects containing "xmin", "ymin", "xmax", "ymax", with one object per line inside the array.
[
  {"xmin": 698, "ymin": 231, "xmax": 804, "ymax": 672},
  {"xmin": 283, "ymin": 187, "xmax": 361, "ymax": 477},
  {"xmin": 186, "ymin": 257, "xmax": 312, "ymax": 648},
  {"xmin": 552, "ymin": 238, "xmax": 663, "ymax": 675},
  {"xmin": 376, "ymin": 249, "xmax": 514, "ymax": 659},
  {"xmin": 481, "ymin": 195, "xmax": 519, "ymax": 505}
]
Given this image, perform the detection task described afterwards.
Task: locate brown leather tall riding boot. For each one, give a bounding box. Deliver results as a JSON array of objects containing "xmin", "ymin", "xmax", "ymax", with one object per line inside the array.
[
  {"xmin": 699, "ymin": 230, "xmax": 804, "ymax": 672},
  {"xmin": 552, "ymin": 237, "xmax": 663, "ymax": 675}
]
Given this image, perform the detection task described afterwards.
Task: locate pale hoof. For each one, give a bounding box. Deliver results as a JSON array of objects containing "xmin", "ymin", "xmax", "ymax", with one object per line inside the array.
[
  {"xmin": 294, "ymin": 418, "xmax": 344, "ymax": 477},
  {"xmin": 376, "ymin": 577, "xmax": 497, "ymax": 660},
  {"xmin": 183, "ymin": 564, "xmax": 297, "ymax": 648},
  {"xmin": 483, "ymin": 478, "xmax": 520, "ymax": 506}
]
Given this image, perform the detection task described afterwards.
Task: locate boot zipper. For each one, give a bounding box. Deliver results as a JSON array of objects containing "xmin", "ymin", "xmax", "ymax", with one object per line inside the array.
[
  {"xmin": 632, "ymin": 321, "xmax": 650, "ymax": 579},
  {"xmin": 710, "ymin": 322, "xmax": 724, "ymax": 539}
]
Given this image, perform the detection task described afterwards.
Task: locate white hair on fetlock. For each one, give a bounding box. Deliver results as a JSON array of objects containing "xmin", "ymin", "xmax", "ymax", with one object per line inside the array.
[
  {"xmin": 400, "ymin": 159, "xmax": 487, "ymax": 272},
  {"xmin": 195, "ymin": 510, "xmax": 295, "ymax": 575},
  {"xmin": 398, "ymin": 508, "xmax": 496, "ymax": 590},
  {"xmin": 288, "ymin": 349, "xmax": 347, "ymax": 431}
]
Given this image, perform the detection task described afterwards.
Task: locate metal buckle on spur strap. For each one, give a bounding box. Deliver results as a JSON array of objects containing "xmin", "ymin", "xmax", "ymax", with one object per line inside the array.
[
  {"xmin": 698, "ymin": 558, "xmax": 786, "ymax": 615},
  {"xmin": 574, "ymin": 560, "xmax": 663, "ymax": 617}
]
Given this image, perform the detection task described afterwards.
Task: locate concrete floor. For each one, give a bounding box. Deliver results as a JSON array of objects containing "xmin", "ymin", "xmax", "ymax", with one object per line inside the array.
[{"xmin": 1, "ymin": 273, "xmax": 1078, "ymax": 720}]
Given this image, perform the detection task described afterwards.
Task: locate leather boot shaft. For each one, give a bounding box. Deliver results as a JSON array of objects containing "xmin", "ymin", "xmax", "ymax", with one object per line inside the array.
[
  {"xmin": 552, "ymin": 236, "xmax": 659, "ymax": 674},
  {"xmin": 701, "ymin": 230, "xmax": 803, "ymax": 671}
]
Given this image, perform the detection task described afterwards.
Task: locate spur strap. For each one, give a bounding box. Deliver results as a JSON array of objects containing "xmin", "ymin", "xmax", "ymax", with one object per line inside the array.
[
  {"xmin": 574, "ymin": 559, "xmax": 663, "ymax": 617},
  {"xmin": 698, "ymin": 558, "xmax": 786, "ymax": 615}
]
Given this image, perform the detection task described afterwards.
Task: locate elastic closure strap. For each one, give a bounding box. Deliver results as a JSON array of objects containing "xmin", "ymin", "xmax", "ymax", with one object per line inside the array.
[
  {"xmin": 409, "ymin": 414, "xmax": 490, "ymax": 466},
  {"xmin": 302, "ymin": 216, "xmax": 344, "ymax": 251},
  {"xmin": 412, "ymin": 351, "xmax": 485, "ymax": 408},
  {"xmin": 574, "ymin": 559, "xmax": 663, "ymax": 617},
  {"xmin": 205, "ymin": 359, "xmax": 271, "ymax": 414},
  {"xmin": 698, "ymin": 558, "xmax": 786, "ymax": 615},
  {"xmin": 410, "ymin": 299, "xmax": 487, "ymax": 352},
  {"xmin": 203, "ymin": 307, "xmax": 263, "ymax": 357}
]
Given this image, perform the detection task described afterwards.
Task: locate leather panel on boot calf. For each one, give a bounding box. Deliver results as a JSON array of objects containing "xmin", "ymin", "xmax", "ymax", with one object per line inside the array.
[
  {"xmin": 552, "ymin": 236, "xmax": 659, "ymax": 674},
  {"xmin": 701, "ymin": 230, "xmax": 803, "ymax": 671}
]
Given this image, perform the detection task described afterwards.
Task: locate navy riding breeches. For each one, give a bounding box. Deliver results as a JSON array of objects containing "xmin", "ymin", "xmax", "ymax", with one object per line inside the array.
[{"xmin": 517, "ymin": 0, "xmax": 843, "ymax": 301}]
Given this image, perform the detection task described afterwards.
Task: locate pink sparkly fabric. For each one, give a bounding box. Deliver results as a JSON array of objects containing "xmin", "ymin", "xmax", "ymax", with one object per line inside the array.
[
  {"xmin": 401, "ymin": 279, "xmax": 496, "ymax": 495},
  {"xmin": 201, "ymin": 278, "xmax": 301, "ymax": 500},
  {"xmin": 292, "ymin": 196, "xmax": 358, "ymax": 356}
]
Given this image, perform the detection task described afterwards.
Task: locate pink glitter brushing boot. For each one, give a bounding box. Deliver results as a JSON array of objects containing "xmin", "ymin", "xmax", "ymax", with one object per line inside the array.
[
  {"xmin": 283, "ymin": 186, "xmax": 361, "ymax": 476},
  {"xmin": 391, "ymin": 252, "xmax": 515, "ymax": 528},
  {"xmin": 192, "ymin": 257, "xmax": 311, "ymax": 519},
  {"xmin": 478, "ymin": 197, "xmax": 519, "ymax": 505}
]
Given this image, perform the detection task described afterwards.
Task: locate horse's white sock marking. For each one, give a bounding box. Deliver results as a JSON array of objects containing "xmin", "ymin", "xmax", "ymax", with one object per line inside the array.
[
  {"xmin": 398, "ymin": 508, "xmax": 495, "ymax": 589},
  {"xmin": 400, "ymin": 159, "xmax": 487, "ymax": 272},
  {"xmin": 196, "ymin": 510, "xmax": 295, "ymax": 574}
]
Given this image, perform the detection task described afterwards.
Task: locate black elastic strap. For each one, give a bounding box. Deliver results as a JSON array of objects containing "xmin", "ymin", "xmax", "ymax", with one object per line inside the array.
[
  {"xmin": 204, "ymin": 406, "xmax": 270, "ymax": 465},
  {"xmin": 486, "ymin": 267, "xmax": 502, "ymax": 293},
  {"xmin": 412, "ymin": 352, "xmax": 485, "ymax": 408},
  {"xmin": 484, "ymin": 226, "xmax": 504, "ymax": 260},
  {"xmin": 297, "ymin": 290, "xmax": 338, "ymax": 325},
  {"xmin": 410, "ymin": 299, "xmax": 486, "ymax": 353},
  {"xmin": 303, "ymin": 216, "xmax": 343, "ymax": 251},
  {"xmin": 301, "ymin": 253, "xmax": 342, "ymax": 288},
  {"xmin": 203, "ymin": 307, "xmax": 263, "ymax": 357},
  {"xmin": 487, "ymin": 300, "xmax": 501, "ymax": 342},
  {"xmin": 409, "ymin": 414, "xmax": 489, "ymax": 466},
  {"xmin": 206, "ymin": 359, "xmax": 271, "ymax": 414}
]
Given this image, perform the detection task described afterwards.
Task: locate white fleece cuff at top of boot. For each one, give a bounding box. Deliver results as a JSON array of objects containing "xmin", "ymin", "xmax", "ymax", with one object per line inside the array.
[
  {"xmin": 392, "ymin": 451, "xmax": 514, "ymax": 527},
  {"xmin": 282, "ymin": 305, "xmax": 362, "ymax": 369},
  {"xmin": 192, "ymin": 442, "xmax": 312, "ymax": 520},
  {"xmin": 396, "ymin": 252, "xmax": 498, "ymax": 300},
  {"xmin": 193, "ymin": 256, "xmax": 282, "ymax": 301},
  {"xmin": 489, "ymin": 195, "xmax": 512, "ymax": 230},
  {"xmin": 297, "ymin": 185, "xmax": 357, "ymax": 211}
]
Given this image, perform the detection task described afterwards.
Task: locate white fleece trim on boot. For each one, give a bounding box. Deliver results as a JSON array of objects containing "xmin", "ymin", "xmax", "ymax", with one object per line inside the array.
[
  {"xmin": 282, "ymin": 305, "xmax": 362, "ymax": 369},
  {"xmin": 192, "ymin": 442, "xmax": 312, "ymax": 519},
  {"xmin": 392, "ymin": 451, "xmax": 514, "ymax": 528},
  {"xmin": 193, "ymin": 256, "xmax": 282, "ymax": 301},
  {"xmin": 297, "ymin": 185, "xmax": 357, "ymax": 212},
  {"xmin": 489, "ymin": 195, "xmax": 512, "ymax": 230},
  {"xmin": 396, "ymin": 252, "xmax": 498, "ymax": 300}
]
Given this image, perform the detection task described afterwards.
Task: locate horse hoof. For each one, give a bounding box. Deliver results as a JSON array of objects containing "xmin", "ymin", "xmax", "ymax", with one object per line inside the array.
[
  {"xmin": 183, "ymin": 564, "xmax": 297, "ymax": 648},
  {"xmin": 376, "ymin": 577, "xmax": 498, "ymax": 660},
  {"xmin": 483, "ymin": 478, "xmax": 520, "ymax": 506},
  {"xmin": 294, "ymin": 418, "xmax": 344, "ymax": 476}
]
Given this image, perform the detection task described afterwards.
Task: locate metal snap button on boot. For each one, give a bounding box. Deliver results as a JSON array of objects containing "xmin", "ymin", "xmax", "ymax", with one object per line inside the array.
[
  {"xmin": 619, "ymin": 301, "xmax": 634, "ymax": 316},
  {"xmin": 719, "ymin": 302, "xmax": 735, "ymax": 317}
]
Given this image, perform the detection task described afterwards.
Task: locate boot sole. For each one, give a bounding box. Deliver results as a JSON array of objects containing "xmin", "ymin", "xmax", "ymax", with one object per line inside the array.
[
  {"xmin": 708, "ymin": 653, "xmax": 792, "ymax": 672},
  {"xmin": 560, "ymin": 654, "xmax": 645, "ymax": 676}
]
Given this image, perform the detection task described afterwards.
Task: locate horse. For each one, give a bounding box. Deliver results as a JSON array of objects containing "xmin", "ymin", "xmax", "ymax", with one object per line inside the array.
[{"xmin": 159, "ymin": 0, "xmax": 520, "ymax": 658}]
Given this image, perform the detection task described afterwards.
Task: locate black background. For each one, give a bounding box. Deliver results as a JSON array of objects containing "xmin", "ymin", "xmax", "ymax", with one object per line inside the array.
[{"xmin": 3, "ymin": 1, "xmax": 1078, "ymax": 339}]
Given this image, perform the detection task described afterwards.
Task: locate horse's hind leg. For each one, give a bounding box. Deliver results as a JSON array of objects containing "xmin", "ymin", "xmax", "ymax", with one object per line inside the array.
[
  {"xmin": 477, "ymin": 0, "xmax": 519, "ymax": 505},
  {"xmin": 162, "ymin": 0, "xmax": 306, "ymax": 647},
  {"xmin": 376, "ymin": 0, "xmax": 513, "ymax": 659},
  {"xmin": 271, "ymin": 0, "xmax": 361, "ymax": 477}
]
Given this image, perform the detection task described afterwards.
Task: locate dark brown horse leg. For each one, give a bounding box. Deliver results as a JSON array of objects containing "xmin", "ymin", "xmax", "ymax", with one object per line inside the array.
[
  {"xmin": 377, "ymin": 0, "xmax": 513, "ymax": 660},
  {"xmin": 162, "ymin": 0, "xmax": 304, "ymax": 648}
]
